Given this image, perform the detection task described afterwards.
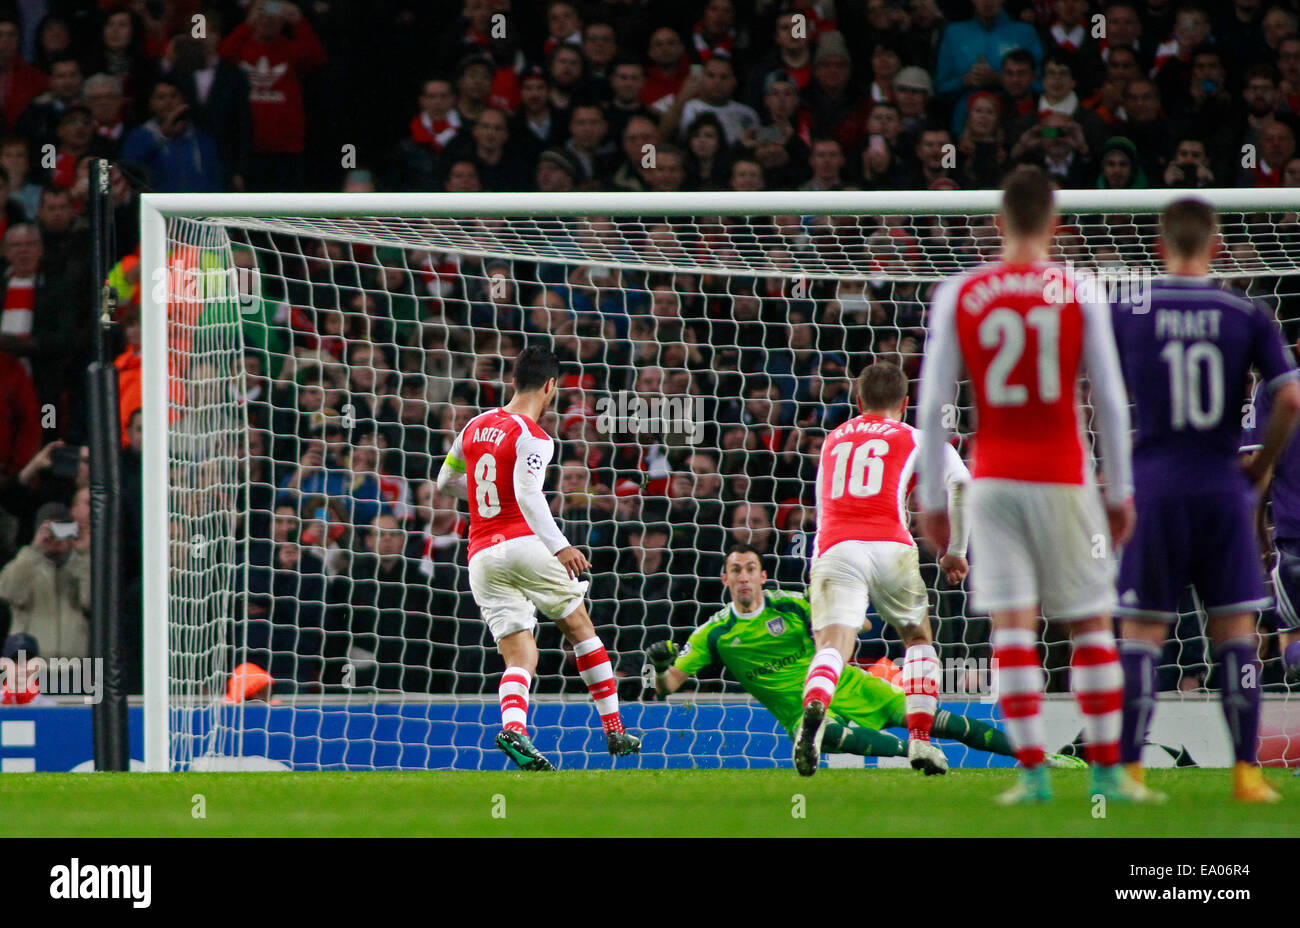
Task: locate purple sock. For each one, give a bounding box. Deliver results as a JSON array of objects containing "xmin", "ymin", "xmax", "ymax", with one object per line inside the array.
[
  {"xmin": 1218, "ymin": 638, "xmax": 1262, "ymax": 765},
  {"xmin": 1119, "ymin": 641, "xmax": 1159, "ymax": 764},
  {"xmin": 1284, "ymin": 641, "xmax": 1300, "ymax": 675}
]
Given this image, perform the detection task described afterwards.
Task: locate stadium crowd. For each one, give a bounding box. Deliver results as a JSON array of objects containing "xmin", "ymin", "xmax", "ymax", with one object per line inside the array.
[{"xmin": 3, "ymin": 0, "xmax": 1300, "ymax": 701}]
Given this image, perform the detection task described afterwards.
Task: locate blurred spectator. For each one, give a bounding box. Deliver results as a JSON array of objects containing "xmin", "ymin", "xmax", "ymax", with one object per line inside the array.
[
  {"xmin": 683, "ymin": 111, "xmax": 730, "ymax": 189},
  {"xmin": 1119, "ymin": 77, "xmax": 1176, "ymax": 181},
  {"xmin": 0, "ymin": 501, "xmax": 89, "ymax": 660},
  {"xmin": 85, "ymin": 8, "xmax": 156, "ymax": 124},
  {"xmin": 1150, "ymin": 4, "xmax": 1212, "ymax": 109},
  {"xmin": 0, "ymin": 136, "xmax": 39, "ymax": 219},
  {"xmin": 120, "ymin": 78, "xmax": 223, "ymax": 192},
  {"xmin": 36, "ymin": 186, "xmax": 89, "ymax": 283},
  {"xmin": 799, "ymin": 137, "xmax": 844, "ymax": 191},
  {"xmin": 1163, "ymin": 136, "xmax": 1216, "ymax": 187},
  {"xmin": 83, "ymin": 73, "xmax": 127, "ymax": 159},
  {"xmin": 535, "ymin": 146, "xmax": 579, "ymax": 192},
  {"xmin": 671, "ymin": 55, "xmax": 757, "ymax": 145},
  {"xmin": 1081, "ymin": 44, "xmax": 1139, "ymax": 127},
  {"xmin": 513, "ymin": 68, "xmax": 562, "ymax": 162},
  {"xmin": 1242, "ymin": 119, "xmax": 1296, "ymax": 186},
  {"xmin": 745, "ymin": 10, "xmax": 813, "ymax": 105},
  {"xmin": 894, "ymin": 66, "xmax": 934, "ymax": 147},
  {"xmin": 0, "ymin": 631, "xmax": 50, "ymax": 704},
  {"xmin": 447, "ymin": 106, "xmax": 526, "ymax": 190},
  {"xmin": 934, "ymin": 0, "xmax": 1041, "ymax": 115},
  {"xmin": 604, "ymin": 58, "xmax": 656, "ymax": 146},
  {"xmin": 218, "ymin": 0, "xmax": 326, "ymax": 191},
  {"xmin": 0, "ymin": 222, "xmax": 88, "ymax": 429},
  {"xmin": 642, "ymin": 26, "xmax": 690, "ymax": 115},
  {"xmin": 166, "ymin": 27, "xmax": 253, "ymax": 191},
  {"xmin": 1102, "ymin": 2, "xmax": 1147, "ymax": 67},
  {"xmin": 908, "ymin": 127, "xmax": 957, "ymax": 188},
  {"xmin": 956, "ymin": 91, "xmax": 1008, "ymax": 188},
  {"xmin": 805, "ymin": 30, "xmax": 869, "ymax": 155},
  {"xmin": 0, "ymin": 348, "xmax": 38, "ymax": 479},
  {"xmin": 17, "ymin": 53, "xmax": 82, "ymax": 155},
  {"xmin": 1095, "ymin": 135, "xmax": 1148, "ymax": 189},
  {"xmin": 49, "ymin": 104, "xmax": 96, "ymax": 190},
  {"xmin": 325, "ymin": 512, "xmax": 434, "ymax": 692},
  {"xmin": 564, "ymin": 103, "xmax": 616, "ymax": 181},
  {"xmin": 0, "ymin": 13, "xmax": 46, "ymax": 131},
  {"xmin": 453, "ymin": 52, "xmax": 494, "ymax": 125}
]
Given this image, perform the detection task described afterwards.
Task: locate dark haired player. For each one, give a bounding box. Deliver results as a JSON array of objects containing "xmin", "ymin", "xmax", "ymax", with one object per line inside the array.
[
  {"xmin": 1111, "ymin": 199, "xmax": 1300, "ymax": 803},
  {"xmin": 437, "ymin": 346, "xmax": 641, "ymax": 770}
]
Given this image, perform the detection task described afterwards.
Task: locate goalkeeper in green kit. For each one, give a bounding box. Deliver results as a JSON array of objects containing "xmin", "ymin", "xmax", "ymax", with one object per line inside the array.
[{"xmin": 646, "ymin": 544, "xmax": 1084, "ymax": 770}]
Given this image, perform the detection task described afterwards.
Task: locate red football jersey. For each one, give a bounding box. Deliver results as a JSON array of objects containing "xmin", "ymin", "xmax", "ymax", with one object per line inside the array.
[
  {"xmin": 939, "ymin": 260, "xmax": 1091, "ymax": 485},
  {"xmin": 815, "ymin": 414, "xmax": 969, "ymax": 557},
  {"xmin": 447, "ymin": 408, "xmax": 558, "ymax": 559},
  {"xmin": 816, "ymin": 414, "xmax": 919, "ymax": 556}
]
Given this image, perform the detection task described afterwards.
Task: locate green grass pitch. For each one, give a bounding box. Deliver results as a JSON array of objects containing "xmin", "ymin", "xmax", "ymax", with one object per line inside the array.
[{"xmin": 1, "ymin": 768, "xmax": 1296, "ymax": 837}]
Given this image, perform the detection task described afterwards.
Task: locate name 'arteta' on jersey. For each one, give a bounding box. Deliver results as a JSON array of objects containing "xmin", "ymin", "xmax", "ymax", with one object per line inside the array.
[
  {"xmin": 960, "ymin": 269, "xmax": 1048, "ymax": 314},
  {"xmin": 473, "ymin": 426, "xmax": 508, "ymax": 445}
]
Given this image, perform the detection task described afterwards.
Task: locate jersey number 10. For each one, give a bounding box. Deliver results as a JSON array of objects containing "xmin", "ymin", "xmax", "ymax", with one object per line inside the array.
[{"xmin": 1160, "ymin": 340, "xmax": 1225, "ymax": 430}]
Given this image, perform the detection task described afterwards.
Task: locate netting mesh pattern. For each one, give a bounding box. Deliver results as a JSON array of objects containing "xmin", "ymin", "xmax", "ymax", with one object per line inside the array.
[{"xmin": 158, "ymin": 208, "xmax": 1300, "ymax": 770}]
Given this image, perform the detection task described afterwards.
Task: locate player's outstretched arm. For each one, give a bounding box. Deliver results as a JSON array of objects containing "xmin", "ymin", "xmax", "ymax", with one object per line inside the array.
[
  {"xmin": 1080, "ymin": 299, "xmax": 1134, "ymax": 512},
  {"xmin": 1244, "ymin": 380, "xmax": 1300, "ymax": 491},
  {"xmin": 646, "ymin": 640, "xmax": 688, "ymax": 698}
]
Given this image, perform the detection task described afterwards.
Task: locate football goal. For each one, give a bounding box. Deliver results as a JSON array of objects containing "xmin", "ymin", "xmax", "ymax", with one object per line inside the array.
[{"xmin": 140, "ymin": 188, "xmax": 1300, "ymax": 772}]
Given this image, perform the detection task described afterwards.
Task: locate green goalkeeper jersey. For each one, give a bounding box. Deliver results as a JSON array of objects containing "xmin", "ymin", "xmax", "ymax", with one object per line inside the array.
[{"xmin": 673, "ymin": 589, "xmax": 905, "ymax": 736}]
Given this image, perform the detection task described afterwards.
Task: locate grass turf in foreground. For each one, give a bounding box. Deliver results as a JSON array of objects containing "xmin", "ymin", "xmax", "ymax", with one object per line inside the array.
[{"xmin": 0, "ymin": 768, "xmax": 1293, "ymax": 838}]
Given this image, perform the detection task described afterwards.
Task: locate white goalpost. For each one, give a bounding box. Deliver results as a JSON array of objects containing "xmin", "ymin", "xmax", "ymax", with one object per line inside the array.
[{"xmin": 141, "ymin": 188, "xmax": 1300, "ymax": 772}]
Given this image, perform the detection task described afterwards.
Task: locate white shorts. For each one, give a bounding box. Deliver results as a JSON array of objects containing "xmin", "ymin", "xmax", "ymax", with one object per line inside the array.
[
  {"xmin": 468, "ymin": 535, "xmax": 588, "ymax": 642},
  {"xmin": 968, "ymin": 479, "xmax": 1116, "ymax": 620},
  {"xmin": 808, "ymin": 540, "xmax": 928, "ymax": 632}
]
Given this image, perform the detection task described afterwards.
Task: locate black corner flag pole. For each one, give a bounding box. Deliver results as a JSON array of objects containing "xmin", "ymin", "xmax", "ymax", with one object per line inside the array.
[{"xmin": 88, "ymin": 158, "xmax": 128, "ymax": 771}]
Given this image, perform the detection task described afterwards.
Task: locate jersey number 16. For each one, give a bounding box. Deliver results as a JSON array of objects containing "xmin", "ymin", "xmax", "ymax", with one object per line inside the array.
[{"xmin": 827, "ymin": 438, "xmax": 890, "ymax": 499}]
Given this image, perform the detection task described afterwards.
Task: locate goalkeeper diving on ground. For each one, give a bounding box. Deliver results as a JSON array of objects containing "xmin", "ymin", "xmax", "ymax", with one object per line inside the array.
[{"xmin": 647, "ymin": 544, "xmax": 1084, "ymax": 771}]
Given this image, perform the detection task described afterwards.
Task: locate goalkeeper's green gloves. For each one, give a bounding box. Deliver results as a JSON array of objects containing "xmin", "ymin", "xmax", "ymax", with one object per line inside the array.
[{"xmin": 646, "ymin": 639, "xmax": 680, "ymax": 674}]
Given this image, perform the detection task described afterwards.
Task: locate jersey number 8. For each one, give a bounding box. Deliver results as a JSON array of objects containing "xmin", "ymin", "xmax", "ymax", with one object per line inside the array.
[{"xmin": 474, "ymin": 453, "xmax": 502, "ymax": 518}]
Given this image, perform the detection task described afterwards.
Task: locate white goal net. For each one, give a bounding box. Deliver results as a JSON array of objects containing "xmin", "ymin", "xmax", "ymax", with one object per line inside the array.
[{"xmin": 141, "ymin": 190, "xmax": 1300, "ymax": 772}]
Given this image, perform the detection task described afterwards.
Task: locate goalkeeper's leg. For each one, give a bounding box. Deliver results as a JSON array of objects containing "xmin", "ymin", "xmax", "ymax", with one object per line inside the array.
[
  {"xmin": 555, "ymin": 603, "xmax": 640, "ymax": 756},
  {"xmin": 822, "ymin": 721, "xmax": 906, "ymax": 757},
  {"xmin": 927, "ymin": 707, "xmax": 1080, "ymax": 767}
]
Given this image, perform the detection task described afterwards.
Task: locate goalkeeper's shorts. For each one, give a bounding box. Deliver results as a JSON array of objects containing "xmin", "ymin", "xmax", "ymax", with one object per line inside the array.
[
  {"xmin": 968, "ymin": 478, "xmax": 1115, "ymax": 620},
  {"xmin": 808, "ymin": 540, "xmax": 928, "ymax": 632},
  {"xmin": 468, "ymin": 535, "xmax": 589, "ymax": 642}
]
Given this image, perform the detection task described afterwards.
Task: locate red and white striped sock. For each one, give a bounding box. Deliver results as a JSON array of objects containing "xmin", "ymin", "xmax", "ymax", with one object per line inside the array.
[
  {"xmin": 574, "ymin": 636, "xmax": 624, "ymax": 734},
  {"xmin": 1070, "ymin": 629, "xmax": 1123, "ymax": 767},
  {"xmin": 902, "ymin": 642, "xmax": 941, "ymax": 741},
  {"xmin": 499, "ymin": 666, "xmax": 531, "ymax": 735},
  {"xmin": 992, "ymin": 628, "xmax": 1047, "ymax": 768},
  {"xmin": 802, "ymin": 647, "xmax": 844, "ymax": 709}
]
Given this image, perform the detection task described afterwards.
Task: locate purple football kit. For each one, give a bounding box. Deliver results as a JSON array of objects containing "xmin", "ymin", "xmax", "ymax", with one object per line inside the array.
[{"xmin": 1111, "ymin": 278, "xmax": 1297, "ymax": 620}]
